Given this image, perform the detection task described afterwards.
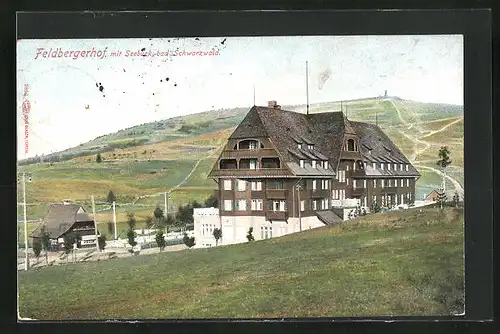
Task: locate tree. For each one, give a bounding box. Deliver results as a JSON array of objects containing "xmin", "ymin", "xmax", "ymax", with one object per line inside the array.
[
  {"xmin": 107, "ymin": 221, "xmax": 114, "ymax": 236},
  {"xmin": 145, "ymin": 216, "xmax": 154, "ymax": 229},
  {"xmin": 62, "ymin": 234, "xmax": 76, "ymax": 263},
  {"xmin": 213, "ymin": 228, "xmax": 222, "ymax": 246},
  {"xmin": 436, "ymin": 146, "xmax": 452, "ymax": 209},
  {"xmin": 370, "ymin": 200, "xmax": 381, "ymax": 214},
  {"xmin": 40, "ymin": 228, "xmax": 51, "ymax": 265},
  {"xmin": 96, "ymin": 153, "xmax": 103, "ymax": 163},
  {"xmin": 155, "ymin": 230, "xmax": 166, "ymax": 251},
  {"xmin": 452, "ymin": 192, "xmax": 460, "ymax": 208},
  {"xmin": 204, "ymin": 193, "xmax": 219, "ymax": 208},
  {"xmin": 153, "ymin": 206, "xmax": 164, "ymax": 221},
  {"xmin": 246, "ymin": 227, "xmax": 255, "ymax": 242},
  {"xmin": 436, "ymin": 189, "xmax": 447, "ymax": 209},
  {"xmin": 33, "ymin": 240, "xmax": 42, "ymax": 264},
  {"xmin": 126, "ymin": 212, "xmax": 137, "ymax": 230},
  {"xmin": 98, "ymin": 235, "xmax": 107, "ymax": 251},
  {"xmin": 106, "ymin": 190, "xmax": 116, "ymax": 204},
  {"xmin": 126, "ymin": 229, "xmax": 137, "ymax": 255},
  {"xmin": 183, "ymin": 233, "xmax": 195, "ymax": 249}
]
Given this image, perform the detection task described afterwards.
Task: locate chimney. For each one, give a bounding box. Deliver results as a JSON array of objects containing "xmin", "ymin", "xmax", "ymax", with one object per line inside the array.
[{"xmin": 267, "ymin": 100, "xmax": 281, "ymax": 109}]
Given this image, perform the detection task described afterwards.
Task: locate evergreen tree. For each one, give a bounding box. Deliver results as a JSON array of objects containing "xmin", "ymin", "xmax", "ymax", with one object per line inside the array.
[
  {"xmin": 452, "ymin": 192, "xmax": 460, "ymax": 208},
  {"xmin": 155, "ymin": 229, "xmax": 166, "ymax": 251},
  {"xmin": 106, "ymin": 190, "xmax": 116, "ymax": 204},
  {"xmin": 33, "ymin": 240, "xmax": 42, "ymax": 264},
  {"xmin": 436, "ymin": 146, "xmax": 452, "ymax": 209},
  {"xmin": 183, "ymin": 233, "xmax": 195, "ymax": 249},
  {"xmin": 98, "ymin": 235, "xmax": 107, "ymax": 251},
  {"xmin": 96, "ymin": 153, "xmax": 103, "ymax": 163},
  {"xmin": 40, "ymin": 227, "xmax": 51, "ymax": 265},
  {"xmin": 213, "ymin": 228, "xmax": 222, "ymax": 246}
]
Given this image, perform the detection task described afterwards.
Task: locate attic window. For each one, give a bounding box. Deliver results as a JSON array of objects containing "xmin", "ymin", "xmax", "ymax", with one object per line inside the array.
[
  {"xmin": 400, "ymin": 164, "xmax": 403, "ymax": 171},
  {"xmin": 300, "ymin": 160, "xmax": 305, "ymax": 168},
  {"xmin": 308, "ymin": 144, "xmax": 314, "ymax": 150},
  {"xmin": 312, "ymin": 160, "xmax": 317, "ymax": 168},
  {"xmin": 387, "ymin": 164, "xmax": 391, "ymax": 171},
  {"xmin": 298, "ymin": 143, "xmax": 302, "ymax": 149},
  {"xmin": 324, "ymin": 161, "xmax": 329, "ymax": 169},
  {"xmin": 380, "ymin": 163, "xmax": 384, "ymax": 170},
  {"xmin": 346, "ymin": 139, "xmax": 355, "ymax": 151},
  {"xmin": 372, "ymin": 162, "xmax": 376, "ymax": 169},
  {"xmin": 393, "ymin": 164, "xmax": 397, "ymax": 170},
  {"xmin": 405, "ymin": 164, "xmax": 409, "ymax": 171}
]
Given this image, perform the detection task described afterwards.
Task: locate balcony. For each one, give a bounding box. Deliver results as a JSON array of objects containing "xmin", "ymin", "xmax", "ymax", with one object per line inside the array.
[
  {"xmin": 351, "ymin": 187, "xmax": 366, "ymax": 197},
  {"xmin": 220, "ymin": 149, "xmax": 278, "ymax": 160},
  {"xmin": 381, "ymin": 187, "xmax": 398, "ymax": 194},
  {"xmin": 266, "ymin": 189, "xmax": 288, "ymax": 199},
  {"xmin": 310, "ymin": 189, "xmax": 330, "ymax": 198},
  {"xmin": 347, "ymin": 170, "xmax": 366, "ymax": 178},
  {"xmin": 266, "ymin": 211, "xmax": 289, "ymax": 221},
  {"xmin": 210, "ymin": 168, "xmax": 291, "ymax": 178}
]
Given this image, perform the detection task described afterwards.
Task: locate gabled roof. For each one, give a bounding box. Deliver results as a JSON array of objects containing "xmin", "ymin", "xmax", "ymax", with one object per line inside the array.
[
  {"xmin": 218, "ymin": 105, "xmax": 419, "ymax": 178},
  {"xmin": 31, "ymin": 204, "xmax": 94, "ymax": 239}
]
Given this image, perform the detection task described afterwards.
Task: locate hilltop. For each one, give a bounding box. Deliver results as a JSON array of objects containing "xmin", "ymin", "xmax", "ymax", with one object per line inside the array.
[{"xmin": 18, "ymin": 206, "xmax": 464, "ymax": 319}]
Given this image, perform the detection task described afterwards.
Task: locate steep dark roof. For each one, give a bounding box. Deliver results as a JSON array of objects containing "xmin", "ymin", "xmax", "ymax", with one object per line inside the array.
[
  {"xmin": 31, "ymin": 204, "xmax": 93, "ymax": 239},
  {"xmin": 350, "ymin": 122, "xmax": 421, "ymax": 177},
  {"xmin": 220, "ymin": 106, "xmax": 419, "ymax": 178}
]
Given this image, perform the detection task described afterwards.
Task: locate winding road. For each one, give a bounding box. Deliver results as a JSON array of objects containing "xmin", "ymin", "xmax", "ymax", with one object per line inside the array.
[{"xmin": 389, "ymin": 100, "xmax": 464, "ymax": 198}]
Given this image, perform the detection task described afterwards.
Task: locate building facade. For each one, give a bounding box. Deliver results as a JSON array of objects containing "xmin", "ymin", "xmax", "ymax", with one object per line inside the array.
[{"xmin": 195, "ymin": 101, "xmax": 420, "ymax": 248}]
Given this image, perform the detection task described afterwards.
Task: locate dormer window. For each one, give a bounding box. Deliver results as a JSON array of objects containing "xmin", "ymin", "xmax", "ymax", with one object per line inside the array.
[
  {"xmin": 324, "ymin": 161, "xmax": 329, "ymax": 169},
  {"xmin": 346, "ymin": 139, "xmax": 355, "ymax": 151},
  {"xmin": 308, "ymin": 144, "xmax": 314, "ymax": 150},
  {"xmin": 387, "ymin": 164, "xmax": 391, "ymax": 171},
  {"xmin": 400, "ymin": 164, "xmax": 403, "ymax": 171},
  {"xmin": 405, "ymin": 164, "xmax": 409, "ymax": 171},
  {"xmin": 299, "ymin": 160, "xmax": 305, "ymax": 168},
  {"xmin": 249, "ymin": 141, "xmax": 257, "ymax": 150},
  {"xmin": 380, "ymin": 163, "xmax": 384, "ymax": 170},
  {"xmin": 312, "ymin": 160, "xmax": 317, "ymax": 168},
  {"xmin": 298, "ymin": 143, "xmax": 302, "ymax": 149},
  {"xmin": 364, "ymin": 162, "xmax": 367, "ymax": 169},
  {"xmin": 393, "ymin": 164, "xmax": 397, "ymax": 170}
]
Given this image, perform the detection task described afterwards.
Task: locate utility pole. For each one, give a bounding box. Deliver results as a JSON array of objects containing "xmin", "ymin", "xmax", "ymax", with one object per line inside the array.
[
  {"xmin": 22, "ymin": 172, "xmax": 29, "ymax": 271},
  {"xmin": 306, "ymin": 61, "xmax": 309, "ymax": 115},
  {"xmin": 112, "ymin": 201, "xmax": 117, "ymax": 240},
  {"xmin": 253, "ymin": 84, "xmax": 256, "ymax": 106},
  {"xmin": 91, "ymin": 196, "xmax": 99, "ymax": 253},
  {"xmin": 164, "ymin": 191, "xmax": 168, "ymax": 217},
  {"xmin": 296, "ymin": 184, "xmax": 302, "ymax": 232}
]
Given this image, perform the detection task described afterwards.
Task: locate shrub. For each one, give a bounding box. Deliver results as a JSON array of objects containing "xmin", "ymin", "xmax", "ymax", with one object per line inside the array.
[
  {"xmin": 183, "ymin": 233, "xmax": 195, "ymax": 248},
  {"xmin": 98, "ymin": 235, "xmax": 107, "ymax": 251}
]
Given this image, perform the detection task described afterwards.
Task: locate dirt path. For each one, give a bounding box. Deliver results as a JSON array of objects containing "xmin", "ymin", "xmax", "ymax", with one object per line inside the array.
[
  {"xmin": 421, "ymin": 117, "xmax": 463, "ymax": 139},
  {"xmin": 413, "ymin": 164, "xmax": 464, "ymax": 198}
]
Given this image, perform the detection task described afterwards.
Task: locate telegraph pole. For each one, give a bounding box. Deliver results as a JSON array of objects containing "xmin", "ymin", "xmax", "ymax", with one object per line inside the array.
[
  {"xmin": 22, "ymin": 172, "xmax": 29, "ymax": 271},
  {"xmin": 164, "ymin": 191, "xmax": 168, "ymax": 217},
  {"xmin": 306, "ymin": 61, "xmax": 310, "ymax": 115},
  {"xmin": 91, "ymin": 196, "xmax": 99, "ymax": 253},
  {"xmin": 112, "ymin": 201, "xmax": 117, "ymax": 239}
]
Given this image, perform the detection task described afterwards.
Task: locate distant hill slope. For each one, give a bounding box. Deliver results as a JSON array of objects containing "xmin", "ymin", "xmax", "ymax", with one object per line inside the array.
[{"xmin": 17, "ymin": 96, "xmax": 463, "ymax": 225}]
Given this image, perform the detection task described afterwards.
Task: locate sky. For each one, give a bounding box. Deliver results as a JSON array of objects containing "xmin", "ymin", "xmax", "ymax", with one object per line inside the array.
[{"xmin": 17, "ymin": 35, "xmax": 463, "ymax": 159}]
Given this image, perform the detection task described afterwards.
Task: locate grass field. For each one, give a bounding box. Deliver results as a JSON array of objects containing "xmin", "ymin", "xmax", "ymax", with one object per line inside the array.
[{"xmin": 18, "ymin": 206, "xmax": 464, "ymax": 319}]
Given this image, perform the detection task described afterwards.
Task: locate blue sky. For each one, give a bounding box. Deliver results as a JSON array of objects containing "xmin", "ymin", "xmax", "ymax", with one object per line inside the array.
[{"xmin": 17, "ymin": 35, "xmax": 463, "ymax": 158}]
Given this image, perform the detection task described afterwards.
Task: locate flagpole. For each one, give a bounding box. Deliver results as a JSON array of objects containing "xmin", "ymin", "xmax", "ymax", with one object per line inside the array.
[
  {"xmin": 91, "ymin": 196, "xmax": 99, "ymax": 253},
  {"xmin": 112, "ymin": 201, "xmax": 117, "ymax": 240}
]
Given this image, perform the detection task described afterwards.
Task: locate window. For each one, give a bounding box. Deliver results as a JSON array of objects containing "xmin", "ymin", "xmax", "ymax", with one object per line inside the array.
[
  {"xmin": 308, "ymin": 144, "xmax": 314, "ymax": 150},
  {"xmin": 321, "ymin": 179, "xmax": 329, "ymax": 190},
  {"xmin": 251, "ymin": 199, "xmax": 263, "ymax": 211},
  {"xmin": 381, "ymin": 179, "xmax": 385, "ymax": 188},
  {"xmin": 299, "ymin": 160, "xmax": 305, "ymax": 168},
  {"xmin": 249, "ymin": 141, "xmax": 257, "ymax": 150},
  {"xmin": 347, "ymin": 178, "xmax": 350, "ymax": 186},
  {"xmin": 270, "ymin": 200, "xmax": 286, "ymax": 212},
  {"xmin": 251, "ymin": 181, "xmax": 262, "ymax": 191},
  {"xmin": 223, "ymin": 179, "xmax": 232, "ymax": 190},
  {"xmin": 362, "ymin": 196, "xmax": 367, "ymax": 207},
  {"xmin": 300, "ymin": 200, "xmax": 305, "ymax": 211},
  {"xmin": 261, "ymin": 226, "xmax": 272, "ymax": 239},
  {"xmin": 340, "ymin": 189, "xmax": 346, "ymax": 200},
  {"xmin": 279, "ymin": 200, "xmax": 286, "ymax": 211},
  {"xmin": 372, "ymin": 162, "xmax": 376, "ymax": 169},
  {"xmin": 333, "ymin": 189, "xmax": 339, "ymax": 200},
  {"xmin": 321, "ymin": 198, "xmax": 329, "ymax": 210},
  {"xmin": 353, "ymin": 180, "xmax": 357, "ymax": 189},
  {"xmin": 373, "ymin": 179, "xmax": 377, "ymax": 188},
  {"xmin": 363, "ymin": 179, "xmax": 367, "ymax": 188},
  {"xmin": 237, "ymin": 180, "xmax": 247, "ymax": 191},
  {"xmin": 312, "ymin": 180, "xmax": 317, "ymax": 190},
  {"xmin": 405, "ymin": 164, "xmax": 409, "ymax": 171},
  {"xmin": 267, "ymin": 179, "xmax": 284, "ymax": 189},
  {"xmin": 237, "ymin": 200, "xmax": 247, "ymax": 211},
  {"xmin": 347, "ymin": 139, "xmax": 355, "ymax": 151},
  {"xmin": 346, "ymin": 164, "xmax": 350, "ymax": 171},
  {"xmin": 387, "ymin": 164, "xmax": 391, "ymax": 171},
  {"xmin": 400, "ymin": 179, "xmax": 404, "ymax": 187},
  {"xmin": 312, "ymin": 160, "xmax": 317, "ymax": 168},
  {"xmin": 372, "ymin": 195, "xmax": 377, "ymax": 206},
  {"xmin": 406, "ymin": 179, "xmax": 410, "ymax": 187},
  {"xmin": 364, "ymin": 162, "xmax": 367, "ymax": 169},
  {"xmin": 400, "ymin": 164, "xmax": 403, "ymax": 171},
  {"xmin": 224, "ymin": 200, "xmax": 233, "ymax": 211},
  {"xmin": 249, "ymin": 159, "xmax": 258, "ymax": 170},
  {"xmin": 311, "ymin": 200, "xmax": 317, "ymax": 210},
  {"xmin": 394, "ymin": 164, "xmax": 397, "ymax": 170},
  {"xmin": 401, "ymin": 194, "xmax": 404, "ymax": 205},
  {"xmin": 380, "ymin": 163, "xmax": 384, "ymax": 170},
  {"xmin": 298, "ymin": 143, "xmax": 302, "ymax": 149},
  {"xmin": 324, "ymin": 161, "xmax": 329, "ymax": 169}
]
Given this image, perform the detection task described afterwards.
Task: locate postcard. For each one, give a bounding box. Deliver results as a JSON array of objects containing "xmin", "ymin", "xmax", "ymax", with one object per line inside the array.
[{"xmin": 17, "ymin": 35, "xmax": 464, "ymax": 320}]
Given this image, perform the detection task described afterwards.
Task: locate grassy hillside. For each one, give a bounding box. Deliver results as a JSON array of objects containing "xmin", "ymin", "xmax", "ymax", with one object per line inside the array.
[
  {"xmin": 18, "ymin": 206, "xmax": 464, "ymax": 319},
  {"xmin": 17, "ymin": 97, "xmax": 463, "ymax": 243}
]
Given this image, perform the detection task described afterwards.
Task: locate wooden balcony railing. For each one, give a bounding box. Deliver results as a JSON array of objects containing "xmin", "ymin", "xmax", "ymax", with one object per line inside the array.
[
  {"xmin": 265, "ymin": 189, "xmax": 288, "ymax": 199},
  {"xmin": 220, "ymin": 149, "xmax": 279, "ymax": 160},
  {"xmin": 265, "ymin": 211, "xmax": 289, "ymax": 221},
  {"xmin": 310, "ymin": 189, "xmax": 330, "ymax": 198}
]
